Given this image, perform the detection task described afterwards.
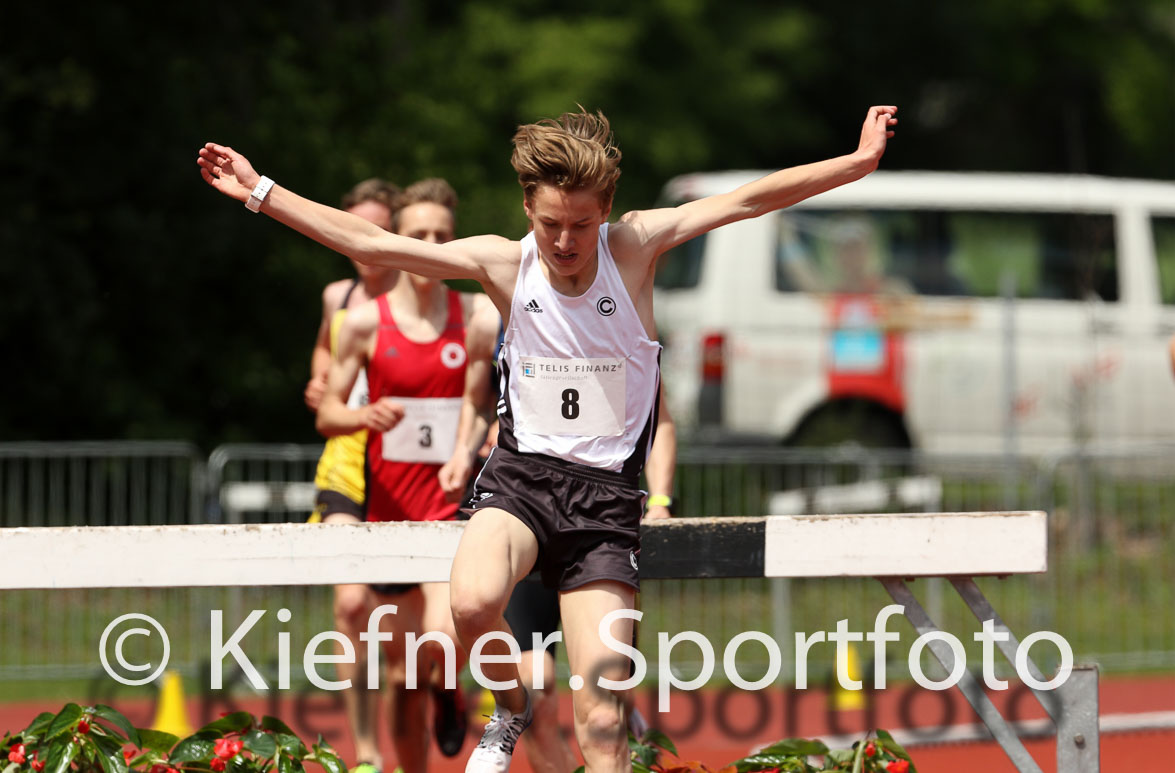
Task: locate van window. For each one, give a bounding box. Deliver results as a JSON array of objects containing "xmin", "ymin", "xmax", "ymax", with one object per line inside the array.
[
  {"xmin": 1153, "ymin": 216, "xmax": 1175, "ymax": 305},
  {"xmin": 775, "ymin": 210, "xmax": 1118, "ymax": 301},
  {"xmin": 654, "ymin": 233, "xmax": 707, "ymax": 289}
]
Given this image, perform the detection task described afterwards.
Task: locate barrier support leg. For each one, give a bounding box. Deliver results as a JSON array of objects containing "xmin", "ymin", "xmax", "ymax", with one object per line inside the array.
[
  {"xmin": 880, "ymin": 578, "xmax": 1044, "ymax": 773},
  {"xmin": 1055, "ymin": 666, "xmax": 1099, "ymax": 773},
  {"xmin": 949, "ymin": 578, "xmax": 1099, "ymax": 773}
]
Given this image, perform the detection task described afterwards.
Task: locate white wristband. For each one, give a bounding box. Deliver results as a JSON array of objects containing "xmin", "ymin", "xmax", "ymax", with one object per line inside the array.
[{"xmin": 245, "ymin": 176, "xmax": 275, "ymax": 213}]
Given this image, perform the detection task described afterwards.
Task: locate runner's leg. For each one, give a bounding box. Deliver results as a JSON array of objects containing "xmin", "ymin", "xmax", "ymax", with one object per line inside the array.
[{"xmin": 560, "ymin": 581, "xmax": 635, "ymax": 773}]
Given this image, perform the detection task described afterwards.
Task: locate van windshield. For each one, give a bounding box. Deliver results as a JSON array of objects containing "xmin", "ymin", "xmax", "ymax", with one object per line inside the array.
[{"xmin": 775, "ymin": 209, "xmax": 1118, "ymax": 302}]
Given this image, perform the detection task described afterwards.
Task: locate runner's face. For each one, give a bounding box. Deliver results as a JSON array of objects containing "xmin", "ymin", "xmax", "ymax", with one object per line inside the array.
[
  {"xmin": 397, "ymin": 202, "xmax": 455, "ymax": 245},
  {"xmin": 347, "ymin": 200, "xmax": 395, "ymax": 283},
  {"xmin": 397, "ymin": 201, "xmax": 455, "ymax": 291},
  {"xmin": 525, "ymin": 185, "xmax": 611, "ymax": 279}
]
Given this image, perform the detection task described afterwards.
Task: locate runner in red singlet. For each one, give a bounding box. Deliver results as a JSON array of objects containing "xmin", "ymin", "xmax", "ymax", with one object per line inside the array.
[{"xmin": 317, "ymin": 178, "xmax": 492, "ymax": 772}]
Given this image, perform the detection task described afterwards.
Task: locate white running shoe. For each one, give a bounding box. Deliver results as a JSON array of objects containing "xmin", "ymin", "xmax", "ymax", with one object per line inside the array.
[{"xmin": 465, "ymin": 695, "xmax": 532, "ymax": 772}]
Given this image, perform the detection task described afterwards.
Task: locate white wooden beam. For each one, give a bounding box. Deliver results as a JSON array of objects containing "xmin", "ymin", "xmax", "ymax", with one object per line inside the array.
[
  {"xmin": 764, "ymin": 511, "xmax": 1047, "ymax": 578},
  {"xmin": 0, "ymin": 511, "xmax": 1047, "ymax": 589}
]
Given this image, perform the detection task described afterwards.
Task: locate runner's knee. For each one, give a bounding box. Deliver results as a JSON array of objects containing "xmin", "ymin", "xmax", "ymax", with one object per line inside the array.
[
  {"xmin": 450, "ymin": 587, "xmax": 507, "ymax": 634},
  {"xmin": 333, "ymin": 585, "xmax": 369, "ymax": 626},
  {"xmin": 579, "ymin": 701, "xmax": 626, "ymax": 746}
]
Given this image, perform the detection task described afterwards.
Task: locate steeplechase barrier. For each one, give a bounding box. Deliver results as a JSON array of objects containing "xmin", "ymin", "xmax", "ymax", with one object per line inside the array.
[{"xmin": 2, "ymin": 511, "xmax": 1098, "ymax": 772}]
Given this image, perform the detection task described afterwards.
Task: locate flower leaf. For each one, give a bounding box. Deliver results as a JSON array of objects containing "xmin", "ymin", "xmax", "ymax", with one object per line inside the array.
[
  {"xmin": 44, "ymin": 704, "xmax": 84, "ymax": 742},
  {"xmin": 850, "ymin": 737, "xmax": 865, "ymax": 773},
  {"xmin": 259, "ymin": 718, "xmax": 296, "ymax": 737},
  {"xmin": 273, "ymin": 735, "xmax": 307, "ymax": 759},
  {"xmin": 243, "ymin": 730, "xmax": 277, "ymax": 760},
  {"xmin": 22, "ymin": 713, "xmax": 55, "ymax": 742},
  {"xmin": 726, "ymin": 753, "xmax": 809, "ymax": 772},
  {"xmin": 169, "ymin": 736, "xmax": 216, "ymax": 764},
  {"xmin": 873, "ymin": 730, "xmax": 916, "ymax": 773},
  {"xmin": 309, "ymin": 739, "xmax": 344, "ymax": 773},
  {"xmin": 627, "ymin": 738, "xmax": 658, "ymax": 767},
  {"xmin": 44, "ymin": 737, "xmax": 81, "ymax": 773},
  {"xmin": 639, "ymin": 728, "xmax": 678, "ymax": 757},
  {"xmin": 90, "ymin": 707, "xmax": 141, "ymax": 749},
  {"xmin": 196, "ymin": 713, "xmax": 252, "ymax": 736},
  {"xmin": 135, "ymin": 730, "xmax": 179, "ymax": 753},
  {"xmin": 755, "ymin": 738, "xmax": 829, "ymax": 757},
  {"xmin": 91, "ymin": 734, "xmax": 129, "ymax": 773},
  {"xmin": 277, "ymin": 753, "xmax": 305, "ymax": 773}
]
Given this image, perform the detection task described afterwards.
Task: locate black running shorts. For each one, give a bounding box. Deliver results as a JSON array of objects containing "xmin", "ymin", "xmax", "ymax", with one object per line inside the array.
[
  {"xmin": 313, "ymin": 489, "xmax": 365, "ymax": 520},
  {"xmin": 464, "ymin": 446, "xmax": 643, "ymax": 592}
]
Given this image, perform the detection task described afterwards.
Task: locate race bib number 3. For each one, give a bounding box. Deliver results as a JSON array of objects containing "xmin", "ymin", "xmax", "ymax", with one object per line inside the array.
[
  {"xmin": 380, "ymin": 396, "xmax": 462, "ymax": 463},
  {"xmin": 517, "ymin": 357, "xmax": 626, "ymax": 437}
]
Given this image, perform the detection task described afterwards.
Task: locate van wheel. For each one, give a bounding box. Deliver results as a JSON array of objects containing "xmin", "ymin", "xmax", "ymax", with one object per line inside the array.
[
  {"xmin": 786, "ymin": 400, "xmax": 911, "ymax": 451},
  {"xmin": 783, "ymin": 401, "xmax": 913, "ymax": 490}
]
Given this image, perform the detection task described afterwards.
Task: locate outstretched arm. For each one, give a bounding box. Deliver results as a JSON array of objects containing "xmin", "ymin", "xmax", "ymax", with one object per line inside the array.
[
  {"xmin": 617, "ymin": 106, "xmax": 898, "ymax": 261},
  {"xmin": 197, "ymin": 143, "xmax": 510, "ymax": 282}
]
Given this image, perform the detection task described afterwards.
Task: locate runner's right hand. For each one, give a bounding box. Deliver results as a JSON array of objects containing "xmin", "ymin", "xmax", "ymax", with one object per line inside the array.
[
  {"xmin": 438, "ymin": 452, "xmax": 473, "ymax": 504},
  {"xmin": 363, "ymin": 397, "xmax": 405, "ymax": 433},
  {"xmin": 304, "ymin": 374, "xmax": 327, "ymax": 411}
]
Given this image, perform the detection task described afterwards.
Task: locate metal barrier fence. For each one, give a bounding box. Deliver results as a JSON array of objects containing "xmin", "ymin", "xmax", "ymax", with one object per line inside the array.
[
  {"xmin": 0, "ymin": 442, "xmax": 209, "ymax": 688},
  {"xmin": 1, "ymin": 441, "xmax": 1172, "ymax": 694},
  {"xmin": 0, "ymin": 441, "xmax": 204, "ymax": 528}
]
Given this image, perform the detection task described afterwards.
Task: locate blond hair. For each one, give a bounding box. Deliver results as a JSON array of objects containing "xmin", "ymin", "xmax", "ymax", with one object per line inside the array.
[
  {"xmin": 392, "ymin": 178, "xmax": 458, "ymax": 231},
  {"xmin": 511, "ymin": 108, "xmax": 622, "ymax": 208},
  {"xmin": 340, "ymin": 178, "xmax": 401, "ymax": 211}
]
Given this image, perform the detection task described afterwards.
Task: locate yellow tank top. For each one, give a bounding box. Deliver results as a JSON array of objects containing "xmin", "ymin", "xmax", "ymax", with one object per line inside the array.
[{"xmin": 312, "ymin": 308, "xmax": 368, "ymax": 506}]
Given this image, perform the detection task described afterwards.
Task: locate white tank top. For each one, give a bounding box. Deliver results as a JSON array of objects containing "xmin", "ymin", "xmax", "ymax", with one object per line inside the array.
[{"xmin": 497, "ymin": 223, "xmax": 662, "ymax": 475}]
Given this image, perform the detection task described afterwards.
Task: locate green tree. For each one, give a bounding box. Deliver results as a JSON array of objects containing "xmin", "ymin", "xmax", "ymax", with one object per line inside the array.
[{"xmin": 1, "ymin": 0, "xmax": 1170, "ymax": 448}]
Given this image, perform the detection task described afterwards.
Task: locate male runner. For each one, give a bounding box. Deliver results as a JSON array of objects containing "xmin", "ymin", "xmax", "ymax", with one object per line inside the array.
[
  {"xmin": 317, "ymin": 178, "xmax": 486, "ymax": 771},
  {"xmin": 199, "ymin": 103, "xmax": 897, "ymax": 772}
]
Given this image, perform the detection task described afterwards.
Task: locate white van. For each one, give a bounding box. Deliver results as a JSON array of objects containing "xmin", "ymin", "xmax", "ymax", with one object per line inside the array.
[{"xmin": 652, "ymin": 171, "xmax": 1175, "ymax": 454}]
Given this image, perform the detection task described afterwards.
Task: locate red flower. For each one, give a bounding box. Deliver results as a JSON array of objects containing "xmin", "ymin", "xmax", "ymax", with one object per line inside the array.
[
  {"xmin": 123, "ymin": 749, "xmax": 136, "ymax": 765},
  {"xmin": 865, "ymin": 742, "xmax": 876, "ymax": 757},
  {"xmin": 77, "ymin": 718, "xmax": 91, "ymax": 734},
  {"xmin": 31, "ymin": 753, "xmax": 45, "ymax": 772},
  {"xmin": 886, "ymin": 761, "xmax": 909, "ymax": 773},
  {"xmin": 210, "ymin": 759, "xmax": 226, "ymax": 772},
  {"xmin": 149, "ymin": 764, "xmax": 172, "ymax": 773},
  {"xmin": 213, "ymin": 738, "xmax": 242, "ymax": 760},
  {"xmin": 8, "ymin": 743, "xmax": 27, "ymax": 765}
]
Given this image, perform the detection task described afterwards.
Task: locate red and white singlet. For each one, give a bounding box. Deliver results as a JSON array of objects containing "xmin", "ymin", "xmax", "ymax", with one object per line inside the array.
[{"xmin": 365, "ymin": 290, "xmax": 466, "ymax": 522}]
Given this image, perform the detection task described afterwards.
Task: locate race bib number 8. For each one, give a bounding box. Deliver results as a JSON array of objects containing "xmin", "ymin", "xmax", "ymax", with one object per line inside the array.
[
  {"xmin": 380, "ymin": 396, "xmax": 462, "ymax": 463},
  {"xmin": 517, "ymin": 357, "xmax": 626, "ymax": 437}
]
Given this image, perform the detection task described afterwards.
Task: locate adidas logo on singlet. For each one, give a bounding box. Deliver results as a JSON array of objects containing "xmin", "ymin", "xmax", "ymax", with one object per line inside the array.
[{"xmin": 524, "ymin": 299, "xmax": 544, "ymax": 313}]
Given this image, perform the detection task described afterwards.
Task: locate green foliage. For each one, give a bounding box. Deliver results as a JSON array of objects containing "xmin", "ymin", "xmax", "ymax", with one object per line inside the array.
[
  {"xmin": 2, "ymin": 707, "xmax": 344, "ymax": 773},
  {"xmin": 2, "ymin": 0, "xmax": 1171, "ymax": 446},
  {"xmin": 570, "ymin": 727, "xmax": 916, "ymax": 772}
]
